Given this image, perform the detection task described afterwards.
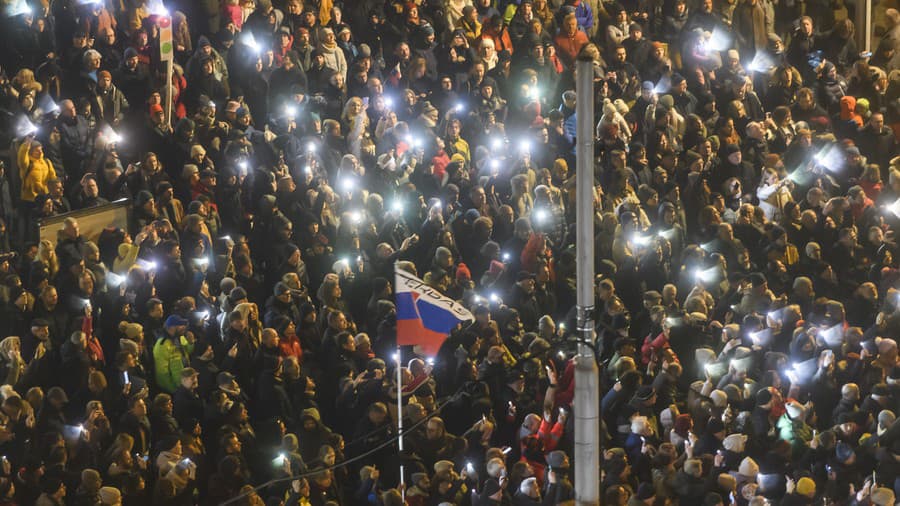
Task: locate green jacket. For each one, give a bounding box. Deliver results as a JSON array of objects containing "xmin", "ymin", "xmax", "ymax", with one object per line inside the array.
[
  {"xmin": 153, "ymin": 334, "xmax": 194, "ymax": 393},
  {"xmin": 776, "ymin": 413, "xmax": 812, "ymax": 459}
]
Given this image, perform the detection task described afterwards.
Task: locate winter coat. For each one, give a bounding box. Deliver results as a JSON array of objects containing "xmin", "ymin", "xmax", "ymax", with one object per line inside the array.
[
  {"xmin": 153, "ymin": 331, "xmax": 194, "ymax": 394},
  {"xmin": 16, "ymin": 141, "xmax": 57, "ymax": 202}
]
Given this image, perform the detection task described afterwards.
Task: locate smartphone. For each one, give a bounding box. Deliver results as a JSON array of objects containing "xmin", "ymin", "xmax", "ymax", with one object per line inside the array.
[{"xmin": 362, "ymin": 97, "xmax": 369, "ymax": 107}]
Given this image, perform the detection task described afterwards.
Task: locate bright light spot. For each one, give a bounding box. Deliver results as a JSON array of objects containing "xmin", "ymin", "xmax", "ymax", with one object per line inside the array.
[
  {"xmin": 16, "ymin": 117, "xmax": 37, "ymax": 138},
  {"xmin": 520, "ymin": 140, "xmax": 531, "ymax": 153},
  {"xmin": 106, "ymin": 272, "xmax": 124, "ymax": 287},
  {"xmin": 491, "ymin": 138, "xmax": 504, "ymax": 150},
  {"xmin": 307, "ymin": 142, "xmax": 317, "ymax": 152},
  {"xmin": 391, "ymin": 199, "xmax": 404, "ymax": 212},
  {"xmin": 147, "ymin": 0, "xmax": 168, "ymax": 16},
  {"xmin": 489, "ymin": 293, "xmax": 500, "ymax": 302},
  {"xmin": 242, "ymin": 32, "xmax": 260, "ymax": 53},
  {"xmin": 285, "ymin": 105, "xmax": 297, "ymax": 119},
  {"xmin": 391, "ymin": 352, "xmax": 399, "ymax": 362},
  {"xmin": 886, "ymin": 198, "xmax": 900, "ymax": 217},
  {"xmin": 557, "ymin": 350, "xmax": 566, "ymax": 359},
  {"xmin": 341, "ymin": 178, "xmax": 355, "ymax": 192},
  {"xmin": 534, "ymin": 209, "xmax": 549, "ymax": 224},
  {"xmin": 136, "ymin": 259, "xmax": 157, "ymax": 271},
  {"xmin": 694, "ymin": 267, "xmax": 718, "ymax": 283},
  {"xmin": 502, "ymin": 252, "xmax": 511, "ymax": 261},
  {"xmin": 653, "ymin": 76, "xmax": 671, "ymax": 94},
  {"xmin": 748, "ymin": 50, "xmax": 775, "ymax": 72},
  {"xmin": 350, "ymin": 211, "xmax": 362, "ymax": 223},
  {"xmin": 708, "ymin": 26, "xmax": 732, "ymax": 51},
  {"xmin": 813, "ymin": 146, "xmax": 844, "ymax": 173},
  {"xmin": 632, "ymin": 234, "xmax": 651, "ymax": 246}
]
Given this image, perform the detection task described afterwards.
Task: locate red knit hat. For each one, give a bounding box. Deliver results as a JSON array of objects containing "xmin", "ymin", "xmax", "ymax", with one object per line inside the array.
[{"xmin": 456, "ymin": 263, "xmax": 471, "ymax": 281}]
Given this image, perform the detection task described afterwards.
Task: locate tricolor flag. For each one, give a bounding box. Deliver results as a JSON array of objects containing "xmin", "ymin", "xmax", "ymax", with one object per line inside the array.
[{"xmin": 395, "ymin": 266, "xmax": 473, "ymax": 355}]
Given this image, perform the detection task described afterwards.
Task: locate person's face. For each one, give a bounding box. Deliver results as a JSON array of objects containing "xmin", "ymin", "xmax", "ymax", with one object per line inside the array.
[
  {"xmin": 565, "ymin": 16, "xmax": 577, "ymax": 32},
  {"xmin": 801, "ymin": 18, "xmax": 813, "ymax": 35},
  {"xmin": 472, "ymin": 188, "xmax": 486, "ymax": 206},
  {"xmin": 398, "ymin": 43, "xmax": 410, "ymax": 60},
  {"xmin": 133, "ymin": 399, "xmax": 147, "ymax": 417},
  {"xmin": 98, "ymin": 73, "xmax": 111, "ymax": 90},
  {"xmin": 615, "ymin": 47, "xmax": 627, "ymax": 63},
  {"xmin": 426, "ymin": 421, "xmax": 442, "ymax": 439},
  {"xmin": 872, "ymin": 114, "xmax": 884, "ymax": 131},
  {"xmin": 62, "ymin": 100, "xmax": 77, "ymax": 119},
  {"xmin": 334, "ymin": 313, "xmax": 348, "ymax": 330}
]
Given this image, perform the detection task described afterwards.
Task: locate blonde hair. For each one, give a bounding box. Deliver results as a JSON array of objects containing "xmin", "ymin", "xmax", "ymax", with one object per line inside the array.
[{"xmin": 37, "ymin": 239, "xmax": 59, "ymax": 278}]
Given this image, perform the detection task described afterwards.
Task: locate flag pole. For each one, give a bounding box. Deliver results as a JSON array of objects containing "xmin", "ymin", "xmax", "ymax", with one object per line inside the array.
[
  {"xmin": 397, "ymin": 346, "xmax": 405, "ymax": 498},
  {"xmin": 397, "ymin": 346, "xmax": 403, "ymax": 452}
]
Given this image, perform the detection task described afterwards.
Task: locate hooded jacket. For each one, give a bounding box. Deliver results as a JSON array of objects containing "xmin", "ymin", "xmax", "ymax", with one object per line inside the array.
[
  {"xmin": 153, "ymin": 329, "xmax": 194, "ymax": 393},
  {"xmin": 17, "ymin": 141, "xmax": 57, "ymax": 202}
]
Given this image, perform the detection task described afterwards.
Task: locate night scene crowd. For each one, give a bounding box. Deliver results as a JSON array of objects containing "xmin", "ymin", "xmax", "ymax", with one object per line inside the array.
[{"xmin": 0, "ymin": 0, "xmax": 896, "ymax": 503}]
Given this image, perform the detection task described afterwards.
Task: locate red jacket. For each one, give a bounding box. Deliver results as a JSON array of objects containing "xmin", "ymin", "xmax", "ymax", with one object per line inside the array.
[
  {"xmin": 480, "ymin": 26, "xmax": 514, "ymax": 55},
  {"xmin": 278, "ymin": 335, "xmax": 303, "ymax": 361},
  {"xmin": 554, "ymin": 30, "xmax": 589, "ymax": 68}
]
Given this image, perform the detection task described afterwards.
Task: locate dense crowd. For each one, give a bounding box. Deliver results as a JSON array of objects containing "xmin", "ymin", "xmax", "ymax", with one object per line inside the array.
[{"xmin": 0, "ymin": 0, "xmax": 896, "ymax": 504}]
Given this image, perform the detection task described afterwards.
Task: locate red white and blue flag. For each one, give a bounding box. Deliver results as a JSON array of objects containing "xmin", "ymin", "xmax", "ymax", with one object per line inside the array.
[{"xmin": 395, "ymin": 266, "xmax": 473, "ymax": 355}]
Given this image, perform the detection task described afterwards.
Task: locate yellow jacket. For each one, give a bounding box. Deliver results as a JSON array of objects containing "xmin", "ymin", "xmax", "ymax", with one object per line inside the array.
[{"xmin": 17, "ymin": 142, "xmax": 56, "ymax": 202}]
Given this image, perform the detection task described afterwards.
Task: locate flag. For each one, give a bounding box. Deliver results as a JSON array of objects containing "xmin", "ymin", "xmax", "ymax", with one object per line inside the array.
[{"xmin": 395, "ymin": 266, "xmax": 473, "ymax": 355}]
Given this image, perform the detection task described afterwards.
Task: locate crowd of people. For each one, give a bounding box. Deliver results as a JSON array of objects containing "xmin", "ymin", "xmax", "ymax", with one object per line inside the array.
[{"xmin": 0, "ymin": 0, "xmax": 895, "ymax": 504}]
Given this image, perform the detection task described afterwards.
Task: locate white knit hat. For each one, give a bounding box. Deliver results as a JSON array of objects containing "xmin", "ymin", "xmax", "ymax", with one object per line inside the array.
[
  {"xmin": 738, "ymin": 456, "xmax": 759, "ymax": 478},
  {"xmin": 723, "ymin": 433, "xmax": 748, "ymax": 453}
]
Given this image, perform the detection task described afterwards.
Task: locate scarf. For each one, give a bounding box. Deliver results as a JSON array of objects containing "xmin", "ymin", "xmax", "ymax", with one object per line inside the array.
[{"xmin": 320, "ymin": 39, "xmax": 338, "ymax": 52}]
